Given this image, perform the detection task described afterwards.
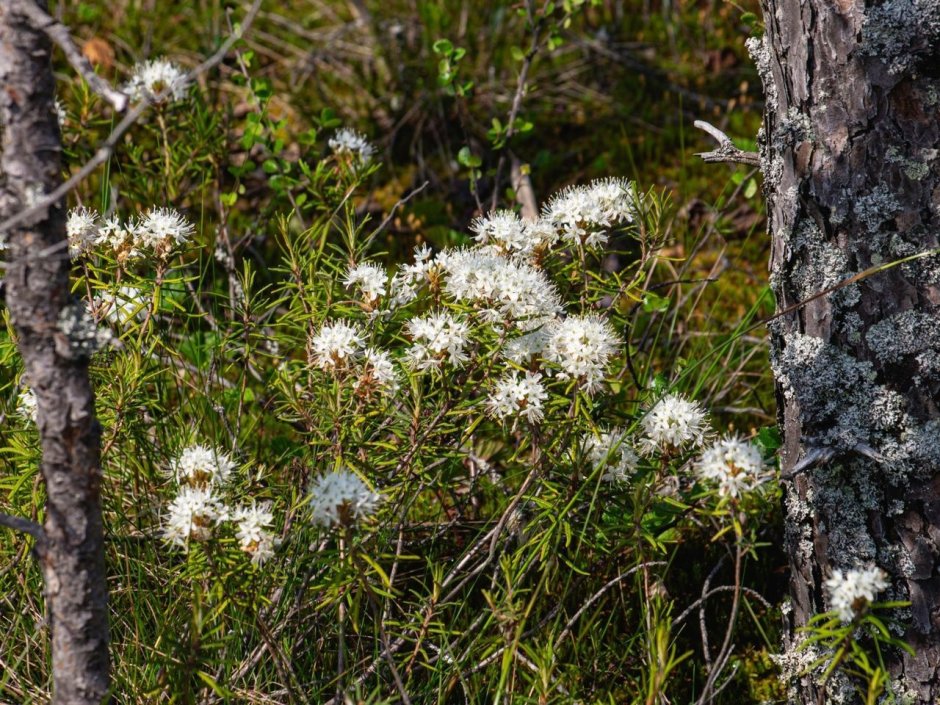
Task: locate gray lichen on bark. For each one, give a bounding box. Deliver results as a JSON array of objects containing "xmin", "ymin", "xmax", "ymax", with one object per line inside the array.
[{"xmin": 753, "ymin": 0, "xmax": 940, "ymax": 701}]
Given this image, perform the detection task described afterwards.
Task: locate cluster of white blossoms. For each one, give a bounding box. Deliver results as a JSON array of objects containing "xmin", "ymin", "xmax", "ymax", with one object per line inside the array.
[
  {"xmin": 355, "ymin": 347, "xmax": 400, "ymax": 397},
  {"xmin": 543, "ymin": 177, "xmax": 637, "ymax": 248},
  {"xmin": 67, "ymin": 206, "xmax": 195, "ymax": 261},
  {"xmin": 163, "ymin": 486, "xmax": 229, "ymax": 546},
  {"xmin": 308, "ymin": 467, "xmax": 381, "ymax": 527},
  {"xmin": 470, "ymin": 210, "xmax": 557, "ymax": 260},
  {"xmin": 310, "ymin": 320, "xmax": 365, "ymax": 371},
  {"xmin": 582, "ymin": 428, "xmax": 640, "ymax": 483},
  {"xmin": 329, "ymin": 127, "xmax": 376, "ymax": 168},
  {"xmin": 231, "ymin": 502, "xmax": 278, "ymax": 565},
  {"xmin": 694, "ymin": 435, "xmax": 768, "ymax": 499},
  {"xmin": 404, "ymin": 311, "xmax": 471, "ymax": 371},
  {"xmin": 124, "ymin": 58, "xmax": 190, "ymax": 103},
  {"xmin": 440, "ymin": 248, "xmax": 561, "ymax": 330},
  {"xmin": 543, "ymin": 315, "xmax": 619, "ymax": 392},
  {"xmin": 309, "ymin": 319, "xmax": 400, "ymax": 396},
  {"xmin": 171, "ymin": 445, "xmax": 237, "ymax": 487},
  {"xmin": 93, "ymin": 285, "xmax": 148, "ymax": 327},
  {"xmin": 825, "ymin": 565, "xmax": 890, "ymax": 622},
  {"xmin": 486, "ymin": 370, "xmax": 548, "ymax": 424},
  {"xmin": 162, "ymin": 445, "xmax": 278, "ymax": 564},
  {"xmin": 639, "ymin": 393, "xmax": 710, "ymax": 454},
  {"xmin": 17, "ymin": 387, "xmax": 38, "ymax": 423},
  {"xmin": 344, "ymin": 261, "xmax": 388, "ymax": 306}
]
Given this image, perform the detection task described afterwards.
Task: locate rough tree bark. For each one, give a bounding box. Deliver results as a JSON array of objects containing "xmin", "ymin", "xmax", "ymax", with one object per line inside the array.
[
  {"xmin": 751, "ymin": 0, "xmax": 940, "ymax": 702},
  {"xmin": 0, "ymin": 2, "xmax": 110, "ymax": 704}
]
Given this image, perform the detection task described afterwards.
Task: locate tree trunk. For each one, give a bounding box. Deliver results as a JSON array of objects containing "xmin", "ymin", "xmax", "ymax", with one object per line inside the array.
[
  {"xmin": 752, "ymin": 0, "xmax": 940, "ymax": 701},
  {"xmin": 0, "ymin": 3, "xmax": 111, "ymax": 704}
]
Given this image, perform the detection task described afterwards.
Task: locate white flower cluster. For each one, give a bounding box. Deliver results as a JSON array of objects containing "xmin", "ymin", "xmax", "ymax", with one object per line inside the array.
[
  {"xmin": 639, "ymin": 393, "xmax": 709, "ymax": 453},
  {"xmin": 308, "ymin": 467, "xmax": 381, "ymax": 527},
  {"xmin": 17, "ymin": 387, "xmax": 38, "ymax": 423},
  {"xmin": 309, "ymin": 319, "xmax": 400, "ymax": 395},
  {"xmin": 582, "ymin": 428, "xmax": 639, "ymax": 483},
  {"xmin": 542, "ymin": 315, "xmax": 619, "ymax": 392},
  {"xmin": 344, "ymin": 261, "xmax": 388, "ymax": 306},
  {"xmin": 124, "ymin": 58, "xmax": 190, "ymax": 103},
  {"xmin": 94, "ymin": 285, "xmax": 148, "ymax": 327},
  {"xmin": 404, "ymin": 311, "xmax": 471, "ymax": 371},
  {"xmin": 543, "ymin": 177, "xmax": 636, "ymax": 248},
  {"xmin": 825, "ymin": 565, "xmax": 889, "ymax": 622},
  {"xmin": 694, "ymin": 435, "xmax": 768, "ymax": 498},
  {"xmin": 162, "ymin": 445, "xmax": 278, "ymax": 564},
  {"xmin": 470, "ymin": 210, "xmax": 557, "ymax": 260},
  {"xmin": 68, "ymin": 206, "xmax": 195, "ymax": 261},
  {"xmin": 171, "ymin": 445, "xmax": 236, "ymax": 487},
  {"xmin": 231, "ymin": 502, "xmax": 278, "ymax": 565},
  {"xmin": 486, "ymin": 371, "xmax": 547, "ymax": 424},
  {"xmin": 355, "ymin": 347, "xmax": 400, "ymax": 397},
  {"xmin": 329, "ymin": 127, "xmax": 376, "ymax": 168},
  {"xmin": 440, "ymin": 248, "xmax": 562, "ymax": 330},
  {"xmin": 310, "ymin": 320, "xmax": 365, "ymax": 371}
]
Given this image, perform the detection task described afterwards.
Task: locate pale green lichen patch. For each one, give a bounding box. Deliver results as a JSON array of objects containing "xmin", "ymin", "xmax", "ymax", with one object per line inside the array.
[
  {"xmin": 861, "ymin": 0, "xmax": 940, "ymax": 75},
  {"xmin": 774, "ymin": 332, "xmax": 937, "ymax": 485},
  {"xmin": 854, "ymin": 185, "xmax": 901, "ymax": 233},
  {"xmin": 866, "ymin": 310, "xmax": 940, "ymax": 365}
]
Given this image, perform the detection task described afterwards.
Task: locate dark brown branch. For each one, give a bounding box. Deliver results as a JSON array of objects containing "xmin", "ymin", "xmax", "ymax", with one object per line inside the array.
[
  {"xmin": 0, "ymin": 511, "xmax": 45, "ymax": 542},
  {"xmin": 693, "ymin": 119, "xmax": 760, "ymax": 167}
]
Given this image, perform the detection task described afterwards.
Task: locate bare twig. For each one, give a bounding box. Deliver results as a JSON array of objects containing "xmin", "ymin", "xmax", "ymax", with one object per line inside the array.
[
  {"xmin": 554, "ymin": 562, "xmax": 667, "ymax": 649},
  {"xmin": 510, "ymin": 153, "xmax": 538, "ymax": 221},
  {"xmin": 16, "ymin": 0, "xmax": 128, "ymax": 112},
  {"xmin": 693, "ymin": 120, "xmax": 760, "ymax": 167},
  {"xmin": 0, "ymin": 0, "xmax": 263, "ymax": 239},
  {"xmin": 0, "ymin": 511, "xmax": 44, "ymax": 542}
]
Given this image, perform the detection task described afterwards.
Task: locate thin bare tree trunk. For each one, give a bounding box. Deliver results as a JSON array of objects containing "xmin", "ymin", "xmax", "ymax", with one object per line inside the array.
[
  {"xmin": 0, "ymin": 2, "xmax": 110, "ymax": 703},
  {"xmin": 753, "ymin": 0, "xmax": 940, "ymax": 701}
]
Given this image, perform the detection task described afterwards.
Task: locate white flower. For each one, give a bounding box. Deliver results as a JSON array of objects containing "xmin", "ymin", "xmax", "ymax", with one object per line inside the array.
[
  {"xmin": 17, "ymin": 388, "xmax": 37, "ymax": 423},
  {"xmin": 124, "ymin": 58, "xmax": 190, "ymax": 103},
  {"xmin": 544, "ymin": 315, "xmax": 619, "ymax": 392},
  {"xmin": 389, "ymin": 244, "xmax": 439, "ymax": 307},
  {"xmin": 404, "ymin": 311, "xmax": 471, "ymax": 371},
  {"xmin": 486, "ymin": 370, "xmax": 548, "ymax": 424},
  {"xmin": 503, "ymin": 328, "xmax": 551, "ymax": 365},
  {"xmin": 344, "ymin": 261, "xmax": 387, "ymax": 304},
  {"xmin": 95, "ymin": 285, "xmax": 148, "ymax": 326},
  {"xmin": 308, "ymin": 468, "xmax": 381, "ymax": 527},
  {"xmin": 543, "ymin": 177, "xmax": 635, "ymax": 248},
  {"xmin": 95, "ymin": 216, "xmax": 138, "ymax": 258},
  {"xmin": 640, "ymin": 393, "xmax": 709, "ymax": 453},
  {"xmin": 695, "ymin": 435, "xmax": 768, "ymax": 498},
  {"xmin": 825, "ymin": 565, "xmax": 889, "ymax": 622},
  {"xmin": 232, "ymin": 502, "xmax": 278, "ymax": 564},
  {"xmin": 310, "ymin": 320, "xmax": 365, "ymax": 371},
  {"xmin": 329, "ymin": 127, "xmax": 376, "ymax": 167},
  {"xmin": 356, "ymin": 347, "xmax": 399, "ymax": 396},
  {"xmin": 441, "ymin": 247, "xmax": 561, "ymax": 330},
  {"xmin": 172, "ymin": 445, "xmax": 237, "ymax": 487},
  {"xmin": 470, "ymin": 211, "xmax": 559, "ymax": 260},
  {"xmin": 582, "ymin": 428, "xmax": 639, "ymax": 483},
  {"xmin": 162, "ymin": 486, "xmax": 229, "ymax": 547},
  {"xmin": 67, "ymin": 206, "xmax": 100, "ymax": 257},
  {"xmin": 135, "ymin": 207, "xmax": 195, "ymax": 255}
]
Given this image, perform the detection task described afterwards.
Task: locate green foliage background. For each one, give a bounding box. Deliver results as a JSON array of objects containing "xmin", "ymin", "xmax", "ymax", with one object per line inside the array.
[{"xmin": 0, "ymin": 1, "xmax": 795, "ymax": 703}]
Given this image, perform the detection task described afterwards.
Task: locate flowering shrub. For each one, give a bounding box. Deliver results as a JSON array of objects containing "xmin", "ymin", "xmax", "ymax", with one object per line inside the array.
[{"xmin": 0, "ymin": 9, "xmax": 900, "ymax": 702}]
